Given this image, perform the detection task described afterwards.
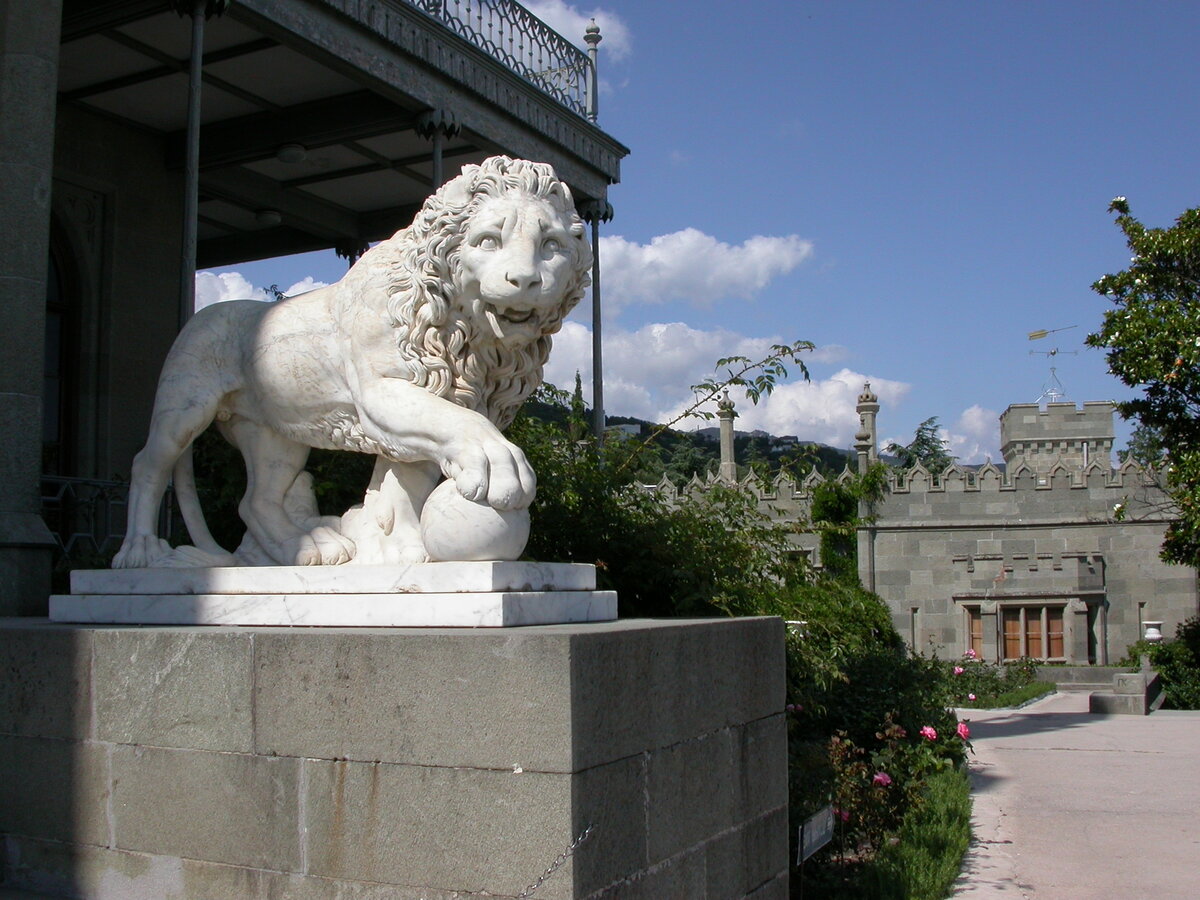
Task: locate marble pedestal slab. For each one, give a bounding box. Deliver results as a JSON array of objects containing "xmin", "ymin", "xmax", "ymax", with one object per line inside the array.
[{"xmin": 49, "ymin": 562, "xmax": 616, "ymax": 627}]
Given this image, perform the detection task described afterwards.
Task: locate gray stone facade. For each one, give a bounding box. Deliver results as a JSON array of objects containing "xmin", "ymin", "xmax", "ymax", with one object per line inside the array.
[
  {"xmin": 860, "ymin": 399, "xmax": 1196, "ymax": 663},
  {"xmin": 0, "ymin": 617, "xmax": 788, "ymax": 899},
  {"xmin": 650, "ymin": 394, "xmax": 1198, "ymax": 665}
]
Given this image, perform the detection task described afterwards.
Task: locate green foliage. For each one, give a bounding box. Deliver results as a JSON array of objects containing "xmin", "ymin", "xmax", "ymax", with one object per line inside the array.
[
  {"xmin": 808, "ymin": 465, "xmax": 887, "ymax": 583},
  {"xmin": 509, "ymin": 410, "xmax": 804, "ymax": 618},
  {"xmin": 1121, "ymin": 616, "xmax": 1200, "ymax": 709},
  {"xmin": 1087, "ymin": 199, "xmax": 1200, "ymax": 566},
  {"xmin": 885, "ymin": 417, "xmax": 954, "ymax": 473},
  {"xmin": 943, "ymin": 652, "xmax": 1047, "ymax": 708},
  {"xmin": 868, "ymin": 768, "xmax": 973, "ymax": 900}
]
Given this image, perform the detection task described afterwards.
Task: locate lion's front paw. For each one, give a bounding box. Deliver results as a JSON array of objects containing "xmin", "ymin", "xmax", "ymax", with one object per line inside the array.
[
  {"xmin": 288, "ymin": 526, "xmax": 357, "ymax": 566},
  {"xmin": 112, "ymin": 535, "xmax": 173, "ymax": 569},
  {"xmin": 443, "ymin": 434, "xmax": 536, "ymax": 511}
]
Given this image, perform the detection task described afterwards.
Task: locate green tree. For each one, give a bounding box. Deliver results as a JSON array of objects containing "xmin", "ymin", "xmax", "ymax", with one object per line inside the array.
[
  {"xmin": 885, "ymin": 417, "xmax": 954, "ymax": 472},
  {"xmin": 1086, "ymin": 198, "xmax": 1200, "ymax": 566}
]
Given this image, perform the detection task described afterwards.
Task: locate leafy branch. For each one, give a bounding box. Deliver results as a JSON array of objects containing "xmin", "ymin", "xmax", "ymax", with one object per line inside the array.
[{"xmin": 613, "ymin": 340, "xmax": 814, "ymax": 477}]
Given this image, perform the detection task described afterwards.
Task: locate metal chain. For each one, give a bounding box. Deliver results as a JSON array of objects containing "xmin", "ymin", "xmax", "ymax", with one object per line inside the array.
[{"xmin": 517, "ymin": 824, "xmax": 595, "ymax": 899}]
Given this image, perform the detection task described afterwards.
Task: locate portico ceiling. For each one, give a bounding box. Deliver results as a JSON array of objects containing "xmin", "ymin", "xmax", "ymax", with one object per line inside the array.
[{"xmin": 58, "ymin": 0, "xmax": 626, "ymax": 268}]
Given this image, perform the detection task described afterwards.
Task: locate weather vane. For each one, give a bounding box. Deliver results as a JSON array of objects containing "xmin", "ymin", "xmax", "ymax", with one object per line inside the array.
[{"xmin": 1028, "ymin": 325, "xmax": 1078, "ymax": 402}]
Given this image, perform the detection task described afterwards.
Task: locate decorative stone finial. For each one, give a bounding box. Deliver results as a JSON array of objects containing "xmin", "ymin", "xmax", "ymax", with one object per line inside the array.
[{"xmin": 584, "ymin": 19, "xmax": 602, "ymax": 46}]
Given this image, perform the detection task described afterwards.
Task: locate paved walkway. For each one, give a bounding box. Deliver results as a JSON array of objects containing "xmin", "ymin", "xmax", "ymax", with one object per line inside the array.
[{"xmin": 952, "ymin": 691, "xmax": 1200, "ymax": 899}]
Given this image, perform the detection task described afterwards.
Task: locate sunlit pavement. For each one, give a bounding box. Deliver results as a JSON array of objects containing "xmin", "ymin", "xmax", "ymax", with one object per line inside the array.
[{"xmin": 951, "ymin": 691, "xmax": 1200, "ymax": 899}]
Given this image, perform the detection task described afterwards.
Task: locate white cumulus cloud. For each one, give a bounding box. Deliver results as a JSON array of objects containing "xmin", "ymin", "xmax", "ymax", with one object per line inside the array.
[
  {"xmin": 944, "ymin": 405, "xmax": 1001, "ymax": 464},
  {"xmin": 194, "ymin": 271, "xmax": 268, "ymax": 311},
  {"xmin": 284, "ymin": 276, "xmax": 329, "ymax": 296},
  {"xmin": 194, "ymin": 272, "xmax": 329, "ymax": 311},
  {"xmin": 598, "ymin": 229, "xmax": 813, "ymax": 313},
  {"xmin": 544, "ymin": 321, "xmax": 906, "ymax": 448}
]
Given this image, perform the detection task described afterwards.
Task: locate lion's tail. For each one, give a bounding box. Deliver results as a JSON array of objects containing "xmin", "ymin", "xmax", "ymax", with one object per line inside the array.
[{"xmin": 172, "ymin": 443, "xmax": 230, "ymax": 559}]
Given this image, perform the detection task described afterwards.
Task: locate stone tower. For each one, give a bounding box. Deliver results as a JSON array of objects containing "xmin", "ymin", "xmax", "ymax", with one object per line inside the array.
[
  {"xmin": 717, "ymin": 389, "xmax": 738, "ymax": 482},
  {"xmin": 855, "ymin": 382, "xmax": 880, "ymax": 473},
  {"xmin": 999, "ymin": 401, "xmax": 1115, "ymax": 472}
]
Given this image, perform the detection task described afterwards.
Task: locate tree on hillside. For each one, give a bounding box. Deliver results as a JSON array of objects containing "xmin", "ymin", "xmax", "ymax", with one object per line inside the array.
[
  {"xmin": 1087, "ymin": 197, "xmax": 1200, "ymax": 566},
  {"xmin": 885, "ymin": 416, "xmax": 955, "ymax": 472}
]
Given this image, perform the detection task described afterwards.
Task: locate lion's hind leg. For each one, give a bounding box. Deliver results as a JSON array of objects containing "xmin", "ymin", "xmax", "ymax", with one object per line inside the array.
[
  {"xmin": 113, "ymin": 397, "xmax": 220, "ymax": 569},
  {"xmin": 228, "ymin": 420, "xmax": 356, "ymax": 566}
]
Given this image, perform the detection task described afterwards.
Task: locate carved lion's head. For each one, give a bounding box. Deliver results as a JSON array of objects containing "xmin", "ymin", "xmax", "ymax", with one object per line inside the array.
[{"xmin": 380, "ymin": 157, "xmax": 592, "ymax": 428}]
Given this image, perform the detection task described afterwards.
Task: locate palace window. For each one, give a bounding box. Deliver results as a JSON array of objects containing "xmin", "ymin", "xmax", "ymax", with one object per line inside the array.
[{"xmin": 966, "ymin": 604, "xmax": 1066, "ymax": 660}]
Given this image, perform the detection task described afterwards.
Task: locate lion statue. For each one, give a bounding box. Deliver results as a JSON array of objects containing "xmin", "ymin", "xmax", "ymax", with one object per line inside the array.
[{"xmin": 112, "ymin": 156, "xmax": 592, "ymax": 568}]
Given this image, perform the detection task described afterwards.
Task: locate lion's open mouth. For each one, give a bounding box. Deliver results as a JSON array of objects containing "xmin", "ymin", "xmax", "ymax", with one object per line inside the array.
[{"xmin": 484, "ymin": 304, "xmax": 536, "ymax": 338}]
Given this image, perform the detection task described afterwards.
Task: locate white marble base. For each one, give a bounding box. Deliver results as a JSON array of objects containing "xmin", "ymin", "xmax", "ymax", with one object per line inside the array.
[
  {"xmin": 48, "ymin": 590, "xmax": 617, "ymax": 628},
  {"xmin": 70, "ymin": 561, "xmax": 596, "ymax": 595},
  {"xmin": 51, "ymin": 562, "xmax": 615, "ymax": 628}
]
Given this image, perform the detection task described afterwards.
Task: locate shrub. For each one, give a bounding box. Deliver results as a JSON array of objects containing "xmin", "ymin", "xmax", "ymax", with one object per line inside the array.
[
  {"xmin": 943, "ymin": 651, "xmax": 1047, "ymax": 708},
  {"xmin": 868, "ymin": 767, "xmax": 972, "ymax": 900},
  {"xmin": 1122, "ymin": 616, "xmax": 1200, "ymax": 709}
]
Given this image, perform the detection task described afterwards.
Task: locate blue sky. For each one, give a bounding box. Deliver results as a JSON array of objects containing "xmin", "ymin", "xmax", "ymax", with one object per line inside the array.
[{"xmin": 199, "ymin": 0, "xmax": 1200, "ymax": 462}]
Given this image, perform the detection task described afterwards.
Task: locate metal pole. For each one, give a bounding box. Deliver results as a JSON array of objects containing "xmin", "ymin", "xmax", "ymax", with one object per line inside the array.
[
  {"xmin": 179, "ymin": 0, "xmax": 206, "ymax": 329},
  {"xmin": 590, "ymin": 215, "xmax": 603, "ymax": 440},
  {"xmin": 431, "ymin": 130, "xmax": 444, "ymax": 190}
]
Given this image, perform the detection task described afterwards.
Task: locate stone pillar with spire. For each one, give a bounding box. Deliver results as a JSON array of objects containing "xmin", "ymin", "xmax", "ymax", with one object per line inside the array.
[
  {"xmin": 717, "ymin": 389, "xmax": 738, "ymax": 482},
  {"xmin": 854, "ymin": 382, "xmax": 880, "ymax": 474}
]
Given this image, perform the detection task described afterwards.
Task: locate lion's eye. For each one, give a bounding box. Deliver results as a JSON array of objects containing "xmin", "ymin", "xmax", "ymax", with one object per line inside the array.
[
  {"xmin": 476, "ymin": 235, "xmax": 500, "ymax": 250},
  {"xmin": 542, "ymin": 238, "xmax": 562, "ymax": 256}
]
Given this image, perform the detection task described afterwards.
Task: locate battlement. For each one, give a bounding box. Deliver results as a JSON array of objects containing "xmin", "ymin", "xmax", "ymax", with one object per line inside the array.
[
  {"xmin": 1000, "ymin": 401, "xmax": 1115, "ymax": 471},
  {"xmin": 637, "ymin": 454, "xmax": 1165, "ymax": 529}
]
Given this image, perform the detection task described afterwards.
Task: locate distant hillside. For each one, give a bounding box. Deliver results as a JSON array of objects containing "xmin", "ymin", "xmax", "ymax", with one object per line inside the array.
[{"xmin": 522, "ymin": 402, "xmax": 852, "ymax": 485}]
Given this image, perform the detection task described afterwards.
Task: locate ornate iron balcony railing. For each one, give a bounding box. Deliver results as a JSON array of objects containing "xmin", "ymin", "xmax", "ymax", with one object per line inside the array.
[
  {"xmin": 407, "ymin": 0, "xmax": 594, "ymax": 118},
  {"xmin": 42, "ymin": 475, "xmax": 174, "ymax": 565}
]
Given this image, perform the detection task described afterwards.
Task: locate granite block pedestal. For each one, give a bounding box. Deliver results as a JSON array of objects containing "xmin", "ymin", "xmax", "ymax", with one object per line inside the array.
[{"xmin": 0, "ymin": 616, "xmax": 788, "ymax": 898}]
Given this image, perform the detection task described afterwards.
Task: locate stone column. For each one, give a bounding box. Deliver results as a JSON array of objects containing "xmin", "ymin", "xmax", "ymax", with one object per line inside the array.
[
  {"xmin": 717, "ymin": 389, "xmax": 737, "ymax": 482},
  {"xmin": 0, "ymin": 0, "xmax": 63, "ymax": 614},
  {"xmin": 1067, "ymin": 598, "xmax": 1090, "ymax": 665}
]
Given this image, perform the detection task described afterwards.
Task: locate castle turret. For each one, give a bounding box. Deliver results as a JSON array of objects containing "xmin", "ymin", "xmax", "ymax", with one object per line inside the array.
[
  {"xmin": 1000, "ymin": 401, "xmax": 1115, "ymax": 473},
  {"xmin": 855, "ymin": 382, "xmax": 880, "ymax": 473},
  {"xmin": 717, "ymin": 389, "xmax": 738, "ymax": 482}
]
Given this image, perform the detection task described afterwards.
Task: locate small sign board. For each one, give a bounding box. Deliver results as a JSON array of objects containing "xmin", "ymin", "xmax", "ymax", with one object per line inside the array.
[{"xmin": 797, "ymin": 805, "xmax": 834, "ymax": 864}]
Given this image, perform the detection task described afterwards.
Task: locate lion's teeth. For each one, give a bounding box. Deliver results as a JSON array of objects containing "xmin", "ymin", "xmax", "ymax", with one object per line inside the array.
[{"xmin": 485, "ymin": 308, "xmax": 505, "ymax": 338}]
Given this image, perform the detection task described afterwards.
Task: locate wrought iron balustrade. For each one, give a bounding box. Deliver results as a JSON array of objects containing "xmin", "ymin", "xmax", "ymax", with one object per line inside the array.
[
  {"xmin": 41, "ymin": 475, "xmax": 174, "ymax": 565},
  {"xmin": 406, "ymin": 0, "xmax": 594, "ymax": 117}
]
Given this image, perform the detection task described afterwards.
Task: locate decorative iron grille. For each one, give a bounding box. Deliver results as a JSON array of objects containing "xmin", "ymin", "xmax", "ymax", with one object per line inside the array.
[
  {"xmin": 407, "ymin": 0, "xmax": 593, "ymax": 117},
  {"xmin": 41, "ymin": 475, "xmax": 174, "ymax": 565}
]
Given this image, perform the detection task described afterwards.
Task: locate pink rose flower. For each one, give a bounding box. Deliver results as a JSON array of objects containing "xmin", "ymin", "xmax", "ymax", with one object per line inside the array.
[
  {"xmin": 953, "ymin": 666, "xmax": 964, "ymax": 675},
  {"xmin": 963, "ymin": 648, "xmax": 977, "ymax": 659},
  {"xmin": 873, "ymin": 772, "xmax": 892, "ymax": 787},
  {"xmin": 957, "ymin": 722, "xmax": 970, "ymax": 740},
  {"xmin": 968, "ymin": 693, "xmax": 977, "ymax": 701},
  {"xmin": 833, "ymin": 807, "xmax": 850, "ymax": 823},
  {"xmin": 919, "ymin": 725, "xmax": 938, "ymax": 741}
]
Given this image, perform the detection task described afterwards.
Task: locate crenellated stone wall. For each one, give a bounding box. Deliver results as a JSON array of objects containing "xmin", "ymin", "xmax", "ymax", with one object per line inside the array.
[{"xmin": 640, "ymin": 397, "xmax": 1198, "ymax": 665}]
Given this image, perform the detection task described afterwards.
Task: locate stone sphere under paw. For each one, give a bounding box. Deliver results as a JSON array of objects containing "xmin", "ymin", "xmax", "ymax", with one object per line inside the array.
[{"xmin": 419, "ymin": 480, "xmax": 530, "ymax": 561}]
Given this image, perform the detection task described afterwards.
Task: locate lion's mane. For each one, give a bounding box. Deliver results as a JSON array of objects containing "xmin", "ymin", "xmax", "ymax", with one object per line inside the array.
[{"xmin": 363, "ymin": 157, "xmax": 592, "ymax": 430}]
